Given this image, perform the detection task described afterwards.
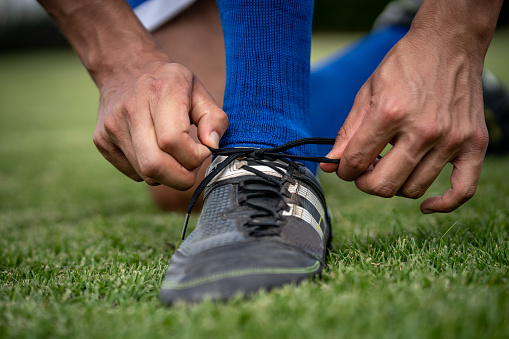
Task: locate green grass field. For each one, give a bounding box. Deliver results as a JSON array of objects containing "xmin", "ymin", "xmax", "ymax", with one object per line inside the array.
[{"xmin": 1, "ymin": 31, "xmax": 508, "ymax": 338}]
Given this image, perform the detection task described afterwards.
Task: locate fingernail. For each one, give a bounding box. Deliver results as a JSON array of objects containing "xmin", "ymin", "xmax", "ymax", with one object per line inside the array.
[
  {"xmin": 422, "ymin": 209, "xmax": 434, "ymax": 214},
  {"xmin": 325, "ymin": 152, "xmax": 341, "ymax": 161},
  {"xmin": 210, "ymin": 131, "xmax": 219, "ymax": 149}
]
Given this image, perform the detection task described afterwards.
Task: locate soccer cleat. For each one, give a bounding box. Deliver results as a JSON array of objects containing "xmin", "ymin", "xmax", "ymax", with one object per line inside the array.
[{"xmin": 159, "ymin": 138, "xmax": 337, "ymax": 305}]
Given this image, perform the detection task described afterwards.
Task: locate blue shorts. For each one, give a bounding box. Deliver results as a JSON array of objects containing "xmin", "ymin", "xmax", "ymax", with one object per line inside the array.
[{"xmin": 127, "ymin": 0, "xmax": 196, "ymax": 31}]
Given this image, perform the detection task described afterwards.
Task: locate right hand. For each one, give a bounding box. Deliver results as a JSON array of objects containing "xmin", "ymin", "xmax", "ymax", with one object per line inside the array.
[
  {"xmin": 92, "ymin": 60, "xmax": 228, "ymax": 190},
  {"xmin": 321, "ymin": 30, "xmax": 488, "ymax": 214}
]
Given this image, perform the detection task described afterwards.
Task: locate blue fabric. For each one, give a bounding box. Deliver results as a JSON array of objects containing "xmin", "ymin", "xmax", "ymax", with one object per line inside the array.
[
  {"xmin": 310, "ymin": 25, "xmax": 409, "ymax": 155},
  {"xmin": 126, "ymin": 0, "xmax": 410, "ymax": 168},
  {"xmin": 126, "ymin": 0, "xmax": 146, "ymax": 9},
  {"xmin": 216, "ymin": 0, "xmax": 317, "ymax": 172}
]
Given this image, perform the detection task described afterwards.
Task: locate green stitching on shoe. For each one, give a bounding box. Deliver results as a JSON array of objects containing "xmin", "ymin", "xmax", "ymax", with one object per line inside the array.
[
  {"xmin": 162, "ymin": 261, "xmax": 320, "ymax": 290},
  {"xmin": 318, "ymin": 211, "xmax": 324, "ymax": 229}
]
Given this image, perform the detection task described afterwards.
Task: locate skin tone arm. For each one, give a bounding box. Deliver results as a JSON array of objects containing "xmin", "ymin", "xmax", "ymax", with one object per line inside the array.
[
  {"xmin": 321, "ymin": 0, "xmax": 504, "ymax": 214},
  {"xmin": 37, "ymin": 0, "xmax": 228, "ymax": 190}
]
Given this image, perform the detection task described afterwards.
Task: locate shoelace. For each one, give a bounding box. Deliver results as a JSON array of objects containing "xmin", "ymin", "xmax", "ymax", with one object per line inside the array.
[{"xmin": 181, "ymin": 137, "xmax": 340, "ymax": 239}]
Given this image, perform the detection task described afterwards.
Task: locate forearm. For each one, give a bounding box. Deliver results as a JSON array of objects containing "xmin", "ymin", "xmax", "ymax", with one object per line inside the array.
[
  {"xmin": 37, "ymin": 0, "xmax": 169, "ymax": 88},
  {"xmin": 409, "ymin": 0, "xmax": 504, "ymax": 65}
]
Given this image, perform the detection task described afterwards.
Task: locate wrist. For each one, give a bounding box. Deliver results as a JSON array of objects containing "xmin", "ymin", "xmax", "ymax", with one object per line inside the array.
[
  {"xmin": 65, "ymin": 2, "xmax": 171, "ymax": 88},
  {"xmin": 39, "ymin": 0, "xmax": 172, "ymax": 88},
  {"xmin": 90, "ymin": 43, "xmax": 171, "ymax": 90},
  {"xmin": 408, "ymin": 0, "xmax": 502, "ymax": 65}
]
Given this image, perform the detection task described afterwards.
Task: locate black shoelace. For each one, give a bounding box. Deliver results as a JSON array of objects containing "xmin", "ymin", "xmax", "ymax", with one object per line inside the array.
[{"xmin": 181, "ymin": 137, "xmax": 342, "ymax": 239}]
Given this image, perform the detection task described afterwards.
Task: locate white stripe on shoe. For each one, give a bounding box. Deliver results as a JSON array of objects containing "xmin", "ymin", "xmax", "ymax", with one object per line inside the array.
[{"xmin": 282, "ymin": 203, "xmax": 324, "ymax": 240}]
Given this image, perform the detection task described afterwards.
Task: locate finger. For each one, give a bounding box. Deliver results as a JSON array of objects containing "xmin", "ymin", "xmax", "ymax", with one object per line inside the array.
[
  {"xmin": 150, "ymin": 78, "xmax": 211, "ymax": 171},
  {"xmin": 115, "ymin": 137, "xmax": 162, "ymax": 186},
  {"xmin": 191, "ymin": 82, "xmax": 228, "ymax": 149},
  {"xmin": 101, "ymin": 107, "xmax": 161, "ymax": 186},
  {"xmin": 420, "ymin": 152, "xmax": 483, "ymax": 213},
  {"xmin": 354, "ymin": 136, "xmax": 428, "ymax": 198},
  {"xmin": 126, "ymin": 103, "xmax": 199, "ymax": 190},
  {"xmin": 93, "ymin": 131, "xmax": 143, "ymax": 182},
  {"xmin": 336, "ymin": 105, "xmax": 396, "ymax": 181},
  {"xmin": 395, "ymin": 149, "xmax": 450, "ymax": 199},
  {"xmin": 320, "ymin": 81, "xmax": 372, "ymax": 173}
]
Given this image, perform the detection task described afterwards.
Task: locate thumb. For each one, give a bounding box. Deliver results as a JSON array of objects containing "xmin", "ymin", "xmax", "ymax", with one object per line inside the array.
[
  {"xmin": 190, "ymin": 83, "xmax": 228, "ymax": 149},
  {"xmin": 320, "ymin": 81, "xmax": 371, "ymax": 173},
  {"xmin": 320, "ymin": 123, "xmax": 353, "ymax": 173}
]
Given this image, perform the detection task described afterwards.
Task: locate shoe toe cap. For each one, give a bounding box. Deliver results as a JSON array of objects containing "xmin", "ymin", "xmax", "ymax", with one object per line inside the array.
[{"xmin": 160, "ymin": 240, "xmax": 321, "ymax": 305}]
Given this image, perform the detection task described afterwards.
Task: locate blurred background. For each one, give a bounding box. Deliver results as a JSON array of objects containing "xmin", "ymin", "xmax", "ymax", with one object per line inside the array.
[{"xmin": 2, "ymin": 0, "xmax": 507, "ymax": 51}]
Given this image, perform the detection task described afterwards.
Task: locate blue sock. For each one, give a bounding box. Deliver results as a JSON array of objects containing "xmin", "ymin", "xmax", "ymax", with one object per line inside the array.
[
  {"xmin": 216, "ymin": 0, "xmax": 317, "ymax": 172},
  {"xmin": 310, "ymin": 26, "xmax": 409, "ymax": 155}
]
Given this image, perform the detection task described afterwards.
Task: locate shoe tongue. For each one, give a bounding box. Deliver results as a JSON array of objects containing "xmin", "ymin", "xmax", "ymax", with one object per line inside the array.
[
  {"xmin": 206, "ymin": 156, "xmax": 285, "ymax": 185},
  {"xmin": 243, "ymin": 182, "xmax": 283, "ymax": 207}
]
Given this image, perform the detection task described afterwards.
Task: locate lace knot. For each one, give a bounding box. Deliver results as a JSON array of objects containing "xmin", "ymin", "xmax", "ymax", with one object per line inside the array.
[{"xmin": 252, "ymin": 149, "xmax": 266, "ymax": 158}]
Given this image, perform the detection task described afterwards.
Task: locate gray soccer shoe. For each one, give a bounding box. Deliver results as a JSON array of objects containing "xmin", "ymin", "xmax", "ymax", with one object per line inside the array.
[{"xmin": 159, "ymin": 138, "xmax": 336, "ymax": 305}]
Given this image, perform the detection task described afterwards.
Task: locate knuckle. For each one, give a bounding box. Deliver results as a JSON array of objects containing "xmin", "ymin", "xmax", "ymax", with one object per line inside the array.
[
  {"xmin": 367, "ymin": 179, "xmax": 398, "ymax": 198},
  {"xmin": 440, "ymin": 205, "xmax": 456, "ymax": 213},
  {"xmin": 92, "ymin": 130, "xmax": 107, "ymax": 150},
  {"xmin": 445, "ymin": 130, "xmax": 464, "ymax": 150},
  {"xmin": 145, "ymin": 178, "xmax": 160, "ymax": 186},
  {"xmin": 343, "ymin": 152, "xmax": 370, "ymax": 172},
  {"xmin": 442, "ymin": 186, "xmax": 477, "ymax": 213},
  {"xmin": 168, "ymin": 63, "xmax": 193, "ymax": 86},
  {"xmin": 178, "ymin": 176, "xmax": 196, "ymax": 191},
  {"xmin": 139, "ymin": 157, "xmax": 162, "ymax": 179},
  {"xmin": 186, "ymin": 154, "xmax": 204, "ymax": 170},
  {"xmin": 473, "ymin": 127, "xmax": 489, "ymax": 151},
  {"xmin": 219, "ymin": 111, "xmax": 229, "ymax": 126},
  {"xmin": 148, "ymin": 78, "xmax": 165, "ymax": 97},
  {"xmin": 173, "ymin": 94, "xmax": 192, "ymax": 112},
  {"xmin": 103, "ymin": 115, "xmax": 118, "ymax": 135},
  {"xmin": 157, "ymin": 133, "xmax": 178, "ymax": 153},
  {"xmin": 170, "ymin": 170, "xmax": 196, "ymax": 191},
  {"xmin": 400, "ymin": 186, "xmax": 425, "ymax": 199},
  {"xmin": 184, "ymin": 146, "xmax": 207, "ymax": 169},
  {"xmin": 371, "ymin": 186, "xmax": 397, "ymax": 198},
  {"xmin": 336, "ymin": 124, "xmax": 351, "ymax": 141},
  {"xmin": 445, "ymin": 125, "xmax": 488, "ymax": 154},
  {"xmin": 461, "ymin": 186, "xmax": 477, "ymax": 201},
  {"xmin": 201, "ymin": 105, "xmax": 229, "ymax": 131},
  {"xmin": 380, "ymin": 102, "xmax": 406, "ymax": 122},
  {"xmin": 120, "ymin": 100, "xmax": 137, "ymax": 119},
  {"xmin": 416, "ymin": 122, "xmax": 443, "ymax": 144}
]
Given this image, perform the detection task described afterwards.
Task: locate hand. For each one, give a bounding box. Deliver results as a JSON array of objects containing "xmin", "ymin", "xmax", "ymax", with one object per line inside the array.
[
  {"xmin": 321, "ymin": 33, "xmax": 488, "ymax": 213},
  {"xmin": 92, "ymin": 58, "xmax": 228, "ymax": 190}
]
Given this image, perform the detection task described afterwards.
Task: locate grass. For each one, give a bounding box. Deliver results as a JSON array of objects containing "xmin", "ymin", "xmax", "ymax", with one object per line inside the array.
[{"xmin": 1, "ymin": 30, "xmax": 509, "ymax": 338}]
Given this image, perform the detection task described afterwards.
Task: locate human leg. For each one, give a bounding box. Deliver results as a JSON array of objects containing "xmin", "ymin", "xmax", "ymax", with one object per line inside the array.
[
  {"xmin": 159, "ymin": 0, "xmax": 332, "ymax": 304},
  {"xmin": 138, "ymin": 0, "xmax": 226, "ymax": 212},
  {"xmin": 217, "ymin": 0, "xmax": 318, "ymax": 171}
]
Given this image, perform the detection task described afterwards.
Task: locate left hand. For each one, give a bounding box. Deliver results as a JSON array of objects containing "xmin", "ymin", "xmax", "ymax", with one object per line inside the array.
[{"xmin": 320, "ymin": 32, "xmax": 488, "ymax": 214}]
